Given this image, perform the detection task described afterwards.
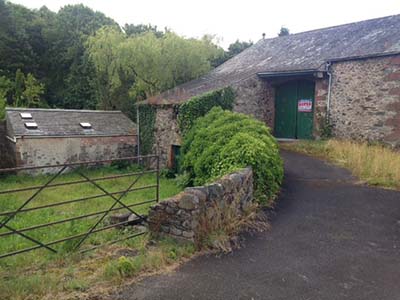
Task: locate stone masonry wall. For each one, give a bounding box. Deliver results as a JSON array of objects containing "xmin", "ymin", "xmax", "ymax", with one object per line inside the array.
[
  {"xmin": 15, "ymin": 135, "xmax": 137, "ymax": 172},
  {"xmin": 232, "ymin": 75, "xmax": 275, "ymax": 128},
  {"xmin": 0, "ymin": 121, "xmax": 15, "ymax": 169},
  {"xmin": 313, "ymin": 78, "xmax": 329, "ymax": 138},
  {"xmin": 153, "ymin": 106, "xmax": 181, "ymax": 167},
  {"xmin": 152, "ymin": 75, "xmax": 275, "ymax": 168},
  {"xmin": 330, "ymin": 55, "xmax": 400, "ymax": 147},
  {"xmin": 148, "ymin": 167, "xmax": 253, "ymax": 241}
]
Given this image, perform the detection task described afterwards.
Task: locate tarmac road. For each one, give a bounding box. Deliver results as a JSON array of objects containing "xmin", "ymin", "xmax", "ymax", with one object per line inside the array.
[{"xmin": 111, "ymin": 150, "xmax": 400, "ymax": 300}]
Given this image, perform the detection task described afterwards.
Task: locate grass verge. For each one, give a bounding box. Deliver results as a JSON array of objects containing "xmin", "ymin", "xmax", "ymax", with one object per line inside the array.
[
  {"xmin": 0, "ymin": 165, "xmax": 182, "ymax": 300},
  {"xmin": 281, "ymin": 139, "xmax": 400, "ymax": 190}
]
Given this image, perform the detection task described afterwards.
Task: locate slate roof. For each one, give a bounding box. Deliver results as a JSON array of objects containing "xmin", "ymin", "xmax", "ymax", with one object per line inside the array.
[
  {"xmin": 142, "ymin": 14, "xmax": 400, "ymax": 106},
  {"xmin": 6, "ymin": 108, "xmax": 137, "ymax": 138}
]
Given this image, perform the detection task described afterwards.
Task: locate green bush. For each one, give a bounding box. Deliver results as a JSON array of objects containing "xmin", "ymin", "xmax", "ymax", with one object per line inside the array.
[
  {"xmin": 180, "ymin": 107, "xmax": 283, "ymax": 204},
  {"xmin": 177, "ymin": 87, "xmax": 235, "ymax": 135}
]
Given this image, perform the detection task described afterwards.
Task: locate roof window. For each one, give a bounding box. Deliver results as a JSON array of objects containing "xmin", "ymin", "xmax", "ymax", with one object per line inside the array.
[
  {"xmin": 80, "ymin": 122, "xmax": 92, "ymax": 129},
  {"xmin": 20, "ymin": 113, "xmax": 32, "ymax": 119},
  {"xmin": 25, "ymin": 122, "xmax": 38, "ymax": 129}
]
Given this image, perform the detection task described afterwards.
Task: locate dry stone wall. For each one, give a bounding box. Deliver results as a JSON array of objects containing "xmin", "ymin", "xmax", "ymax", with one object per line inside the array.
[{"xmin": 148, "ymin": 167, "xmax": 253, "ymax": 242}]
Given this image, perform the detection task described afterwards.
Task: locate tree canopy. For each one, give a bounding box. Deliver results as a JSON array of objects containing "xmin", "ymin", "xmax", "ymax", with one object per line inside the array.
[{"xmin": 0, "ymin": 0, "xmax": 253, "ymax": 119}]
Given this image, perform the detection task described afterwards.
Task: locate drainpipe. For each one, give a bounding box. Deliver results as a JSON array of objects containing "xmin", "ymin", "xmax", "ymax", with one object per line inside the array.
[{"xmin": 326, "ymin": 61, "xmax": 332, "ymax": 122}]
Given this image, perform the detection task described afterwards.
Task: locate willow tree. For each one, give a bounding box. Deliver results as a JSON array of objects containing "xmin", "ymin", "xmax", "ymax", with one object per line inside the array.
[{"xmin": 86, "ymin": 26, "xmax": 225, "ymax": 111}]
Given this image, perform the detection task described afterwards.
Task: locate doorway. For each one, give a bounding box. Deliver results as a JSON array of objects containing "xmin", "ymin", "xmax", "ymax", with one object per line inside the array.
[{"xmin": 274, "ymin": 80, "xmax": 315, "ymax": 139}]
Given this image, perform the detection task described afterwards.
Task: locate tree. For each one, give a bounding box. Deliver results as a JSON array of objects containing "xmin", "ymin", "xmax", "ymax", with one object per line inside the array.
[
  {"xmin": 22, "ymin": 73, "xmax": 45, "ymax": 107},
  {"xmin": 278, "ymin": 27, "xmax": 290, "ymax": 37},
  {"xmin": 14, "ymin": 69, "xmax": 25, "ymax": 106},
  {"xmin": 0, "ymin": 75, "xmax": 12, "ymax": 119},
  {"xmin": 87, "ymin": 27, "xmax": 225, "ymax": 112},
  {"xmin": 123, "ymin": 23, "xmax": 165, "ymax": 38}
]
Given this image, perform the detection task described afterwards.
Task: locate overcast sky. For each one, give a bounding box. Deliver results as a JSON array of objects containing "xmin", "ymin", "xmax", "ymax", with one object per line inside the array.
[{"xmin": 10, "ymin": 0, "xmax": 400, "ymax": 48}]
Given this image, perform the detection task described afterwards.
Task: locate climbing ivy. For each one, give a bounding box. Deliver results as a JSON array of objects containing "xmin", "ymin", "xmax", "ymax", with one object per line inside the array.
[
  {"xmin": 177, "ymin": 87, "xmax": 235, "ymax": 135},
  {"xmin": 138, "ymin": 105, "xmax": 156, "ymax": 155}
]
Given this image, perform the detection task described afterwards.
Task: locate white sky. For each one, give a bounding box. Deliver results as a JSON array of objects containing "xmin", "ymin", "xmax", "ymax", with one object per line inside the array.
[{"xmin": 10, "ymin": 0, "xmax": 400, "ymax": 48}]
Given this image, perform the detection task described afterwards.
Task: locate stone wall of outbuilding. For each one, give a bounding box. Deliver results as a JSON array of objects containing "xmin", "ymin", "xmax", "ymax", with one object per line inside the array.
[
  {"xmin": 0, "ymin": 121, "xmax": 15, "ymax": 169},
  {"xmin": 153, "ymin": 106, "xmax": 181, "ymax": 168},
  {"xmin": 232, "ymin": 75, "xmax": 275, "ymax": 128},
  {"xmin": 148, "ymin": 167, "xmax": 253, "ymax": 242},
  {"xmin": 14, "ymin": 135, "xmax": 137, "ymax": 172},
  {"xmin": 330, "ymin": 55, "xmax": 400, "ymax": 147}
]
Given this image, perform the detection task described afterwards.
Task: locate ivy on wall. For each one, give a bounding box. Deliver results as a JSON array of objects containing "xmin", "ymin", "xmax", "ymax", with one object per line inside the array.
[
  {"xmin": 138, "ymin": 105, "xmax": 156, "ymax": 155},
  {"xmin": 177, "ymin": 87, "xmax": 235, "ymax": 135},
  {"xmin": 138, "ymin": 86, "xmax": 235, "ymax": 156}
]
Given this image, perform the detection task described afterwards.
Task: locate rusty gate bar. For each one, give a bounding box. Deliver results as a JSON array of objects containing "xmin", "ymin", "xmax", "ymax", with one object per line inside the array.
[
  {"xmin": 0, "ymin": 169, "xmax": 157, "ymax": 195},
  {"xmin": 0, "ymin": 154, "xmax": 159, "ymax": 259}
]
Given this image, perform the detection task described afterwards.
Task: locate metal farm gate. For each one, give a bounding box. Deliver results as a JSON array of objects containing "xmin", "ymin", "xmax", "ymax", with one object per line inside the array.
[{"xmin": 0, "ymin": 155, "xmax": 159, "ymax": 259}]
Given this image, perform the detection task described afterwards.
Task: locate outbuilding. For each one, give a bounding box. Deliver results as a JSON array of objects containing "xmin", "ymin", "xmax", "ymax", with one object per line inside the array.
[
  {"xmin": 141, "ymin": 14, "xmax": 400, "ymax": 167},
  {"xmin": 2, "ymin": 108, "xmax": 137, "ymax": 169}
]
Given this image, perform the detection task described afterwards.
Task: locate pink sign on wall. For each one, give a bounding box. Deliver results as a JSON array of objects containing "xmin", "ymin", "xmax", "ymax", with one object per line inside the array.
[{"xmin": 298, "ymin": 99, "xmax": 313, "ymax": 112}]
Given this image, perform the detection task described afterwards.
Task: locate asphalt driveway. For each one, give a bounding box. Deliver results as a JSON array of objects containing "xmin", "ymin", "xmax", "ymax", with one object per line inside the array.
[{"xmin": 111, "ymin": 150, "xmax": 400, "ymax": 300}]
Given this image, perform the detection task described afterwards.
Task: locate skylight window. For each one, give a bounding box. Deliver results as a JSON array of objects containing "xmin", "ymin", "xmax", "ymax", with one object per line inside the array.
[
  {"xmin": 25, "ymin": 122, "xmax": 38, "ymax": 129},
  {"xmin": 80, "ymin": 122, "xmax": 92, "ymax": 129},
  {"xmin": 20, "ymin": 113, "xmax": 32, "ymax": 119}
]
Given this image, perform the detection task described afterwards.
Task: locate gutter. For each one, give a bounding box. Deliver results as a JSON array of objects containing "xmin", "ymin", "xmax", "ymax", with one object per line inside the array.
[{"xmin": 257, "ymin": 69, "xmax": 319, "ymax": 78}]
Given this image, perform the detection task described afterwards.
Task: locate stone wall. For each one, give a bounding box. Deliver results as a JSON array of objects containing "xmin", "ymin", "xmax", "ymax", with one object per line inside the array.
[
  {"xmin": 313, "ymin": 78, "xmax": 329, "ymax": 137},
  {"xmin": 232, "ymin": 75, "xmax": 274, "ymax": 128},
  {"xmin": 148, "ymin": 167, "xmax": 253, "ymax": 241},
  {"xmin": 0, "ymin": 121, "xmax": 15, "ymax": 169},
  {"xmin": 152, "ymin": 106, "xmax": 181, "ymax": 168},
  {"xmin": 330, "ymin": 55, "xmax": 400, "ymax": 147},
  {"xmin": 152, "ymin": 75, "xmax": 275, "ymax": 168},
  {"xmin": 15, "ymin": 135, "xmax": 137, "ymax": 172}
]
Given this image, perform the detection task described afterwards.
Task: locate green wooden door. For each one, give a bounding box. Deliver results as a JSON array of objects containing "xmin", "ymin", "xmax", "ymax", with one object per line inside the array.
[
  {"xmin": 274, "ymin": 80, "xmax": 314, "ymax": 139},
  {"xmin": 274, "ymin": 81, "xmax": 297, "ymax": 138},
  {"xmin": 296, "ymin": 80, "xmax": 315, "ymax": 139}
]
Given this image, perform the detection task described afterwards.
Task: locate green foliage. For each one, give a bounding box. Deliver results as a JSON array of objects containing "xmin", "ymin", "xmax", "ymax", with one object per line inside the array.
[
  {"xmin": 177, "ymin": 87, "xmax": 235, "ymax": 135},
  {"xmin": 319, "ymin": 118, "xmax": 334, "ymax": 139},
  {"xmin": 180, "ymin": 107, "xmax": 283, "ymax": 204},
  {"xmin": 226, "ymin": 39, "xmax": 253, "ymax": 59},
  {"xmin": 0, "ymin": 75, "xmax": 12, "ymax": 119},
  {"xmin": 278, "ymin": 27, "xmax": 290, "ymax": 37},
  {"xmin": 138, "ymin": 105, "xmax": 156, "ymax": 155},
  {"xmin": 22, "ymin": 73, "xmax": 45, "ymax": 107},
  {"xmin": 14, "ymin": 68, "xmax": 24, "ymax": 106},
  {"xmin": 123, "ymin": 23, "xmax": 165, "ymax": 38}
]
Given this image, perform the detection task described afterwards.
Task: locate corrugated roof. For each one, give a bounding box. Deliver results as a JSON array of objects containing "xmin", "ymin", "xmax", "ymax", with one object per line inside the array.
[
  {"xmin": 141, "ymin": 14, "xmax": 400, "ymax": 106},
  {"xmin": 6, "ymin": 108, "xmax": 136, "ymax": 138}
]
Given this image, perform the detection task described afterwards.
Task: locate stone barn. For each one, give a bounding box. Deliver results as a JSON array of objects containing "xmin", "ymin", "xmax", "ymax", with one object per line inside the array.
[
  {"xmin": 140, "ymin": 14, "xmax": 400, "ymax": 168},
  {"xmin": 2, "ymin": 108, "xmax": 137, "ymax": 169}
]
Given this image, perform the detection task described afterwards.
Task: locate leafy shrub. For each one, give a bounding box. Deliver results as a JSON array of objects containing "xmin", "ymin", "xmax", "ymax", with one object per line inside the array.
[
  {"xmin": 180, "ymin": 107, "xmax": 283, "ymax": 204},
  {"xmin": 177, "ymin": 87, "xmax": 235, "ymax": 135}
]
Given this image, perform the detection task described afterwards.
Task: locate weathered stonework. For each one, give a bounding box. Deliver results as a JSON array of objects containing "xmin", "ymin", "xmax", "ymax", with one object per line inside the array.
[
  {"xmin": 330, "ymin": 55, "xmax": 400, "ymax": 146},
  {"xmin": 0, "ymin": 121, "xmax": 15, "ymax": 169},
  {"xmin": 153, "ymin": 106, "xmax": 181, "ymax": 167},
  {"xmin": 233, "ymin": 75, "xmax": 275, "ymax": 128},
  {"xmin": 13, "ymin": 135, "xmax": 137, "ymax": 172},
  {"xmin": 313, "ymin": 78, "xmax": 329, "ymax": 138},
  {"xmin": 148, "ymin": 167, "xmax": 253, "ymax": 242}
]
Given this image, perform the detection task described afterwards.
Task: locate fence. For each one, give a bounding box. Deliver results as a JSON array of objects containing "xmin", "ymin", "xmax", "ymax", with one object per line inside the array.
[{"xmin": 0, "ymin": 155, "xmax": 159, "ymax": 259}]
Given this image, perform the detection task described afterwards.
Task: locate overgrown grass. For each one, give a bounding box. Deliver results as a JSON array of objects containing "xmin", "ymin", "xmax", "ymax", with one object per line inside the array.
[
  {"xmin": 0, "ymin": 165, "xmax": 182, "ymax": 300},
  {"xmin": 281, "ymin": 139, "xmax": 400, "ymax": 190}
]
